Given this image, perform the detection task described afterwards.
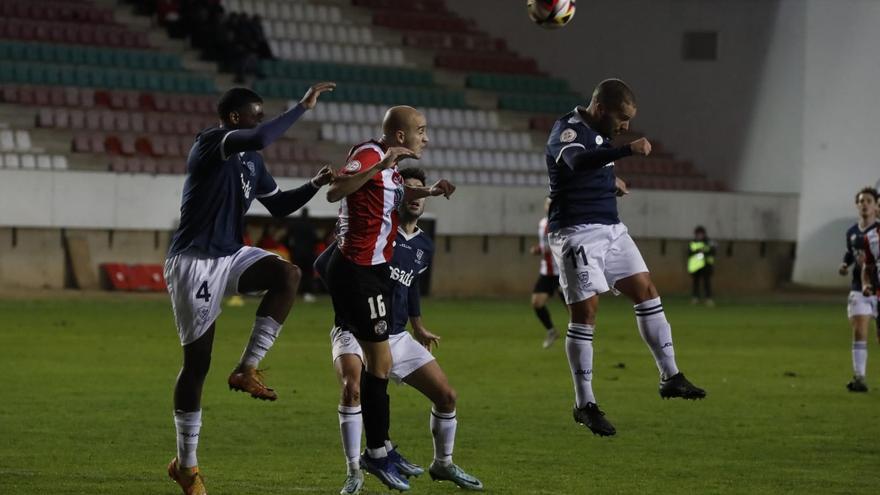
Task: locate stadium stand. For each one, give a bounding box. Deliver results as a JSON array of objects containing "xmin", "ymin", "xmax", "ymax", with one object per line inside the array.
[{"xmin": 0, "ymin": 0, "xmax": 723, "ymax": 190}]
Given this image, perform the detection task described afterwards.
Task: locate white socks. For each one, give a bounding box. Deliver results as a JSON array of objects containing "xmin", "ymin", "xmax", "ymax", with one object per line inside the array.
[
  {"xmin": 174, "ymin": 410, "xmax": 202, "ymax": 468},
  {"xmin": 240, "ymin": 316, "xmax": 283, "ymax": 368},
  {"xmin": 430, "ymin": 408, "xmax": 456, "ymax": 466},
  {"xmin": 853, "ymin": 341, "xmax": 868, "ymax": 377},
  {"xmin": 634, "ymin": 298, "xmax": 680, "ymax": 380},
  {"xmin": 565, "ymin": 323, "xmax": 595, "ymax": 408},
  {"xmin": 337, "ymin": 405, "xmax": 362, "ymax": 474}
]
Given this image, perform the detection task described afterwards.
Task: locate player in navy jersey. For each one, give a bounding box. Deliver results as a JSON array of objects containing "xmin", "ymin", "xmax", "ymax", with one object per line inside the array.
[
  {"xmin": 317, "ymin": 167, "xmax": 482, "ymax": 494},
  {"xmin": 323, "ymin": 107, "xmax": 455, "ymax": 492},
  {"xmin": 544, "ymin": 78, "xmax": 706, "ymax": 437},
  {"xmin": 530, "ymin": 196, "xmax": 563, "ymax": 349},
  {"xmin": 164, "ymin": 83, "xmax": 335, "ymax": 495},
  {"xmin": 838, "ymin": 187, "xmax": 879, "ymax": 392}
]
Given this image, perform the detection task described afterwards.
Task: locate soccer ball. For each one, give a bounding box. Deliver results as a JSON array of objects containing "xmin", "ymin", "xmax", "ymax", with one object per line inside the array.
[{"xmin": 528, "ymin": 0, "xmax": 576, "ymax": 29}]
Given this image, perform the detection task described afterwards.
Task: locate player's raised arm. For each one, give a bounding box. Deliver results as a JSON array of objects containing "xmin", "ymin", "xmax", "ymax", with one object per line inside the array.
[
  {"xmin": 259, "ymin": 165, "xmax": 334, "ymax": 218},
  {"xmin": 326, "ymin": 147, "xmax": 415, "ymax": 202},
  {"xmin": 223, "ymin": 82, "xmax": 336, "ymax": 156},
  {"xmin": 403, "ymin": 179, "xmax": 456, "ymax": 202}
]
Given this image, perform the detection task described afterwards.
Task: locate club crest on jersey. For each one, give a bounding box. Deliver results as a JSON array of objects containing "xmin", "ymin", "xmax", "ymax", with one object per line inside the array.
[
  {"xmin": 374, "ymin": 320, "xmax": 388, "ymax": 335},
  {"xmin": 344, "ymin": 160, "xmax": 361, "ymax": 173},
  {"xmin": 244, "ymin": 161, "xmax": 255, "ymax": 175},
  {"xmin": 560, "ymin": 129, "xmax": 577, "ymax": 143},
  {"xmin": 595, "ymin": 135, "xmax": 604, "ymax": 145},
  {"xmin": 416, "ymin": 249, "xmax": 424, "ymax": 261}
]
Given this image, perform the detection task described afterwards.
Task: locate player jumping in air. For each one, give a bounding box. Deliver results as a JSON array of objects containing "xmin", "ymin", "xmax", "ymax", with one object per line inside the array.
[
  {"xmin": 839, "ymin": 187, "xmax": 879, "ymax": 392},
  {"xmin": 317, "ymin": 167, "xmax": 482, "ymax": 494},
  {"xmin": 530, "ymin": 196, "xmax": 563, "ymax": 349},
  {"xmin": 324, "ymin": 106, "xmax": 455, "ymax": 491},
  {"xmin": 164, "ymin": 83, "xmax": 335, "ymax": 495},
  {"xmin": 544, "ymin": 79, "xmax": 706, "ymax": 437}
]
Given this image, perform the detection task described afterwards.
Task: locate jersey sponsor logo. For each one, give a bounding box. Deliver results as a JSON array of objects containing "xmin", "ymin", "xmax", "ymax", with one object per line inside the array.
[
  {"xmin": 390, "ymin": 266, "xmax": 416, "ymax": 287},
  {"xmin": 240, "ymin": 173, "xmax": 252, "ymax": 198},
  {"xmin": 344, "ymin": 160, "xmax": 361, "ymax": 173},
  {"xmin": 560, "ymin": 128, "xmax": 577, "ymax": 143}
]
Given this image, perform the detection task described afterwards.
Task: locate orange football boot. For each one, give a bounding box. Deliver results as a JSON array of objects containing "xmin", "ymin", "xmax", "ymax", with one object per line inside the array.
[
  {"xmin": 228, "ymin": 367, "xmax": 278, "ymax": 401},
  {"xmin": 167, "ymin": 457, "xmax": 206, "ymax": 495}
]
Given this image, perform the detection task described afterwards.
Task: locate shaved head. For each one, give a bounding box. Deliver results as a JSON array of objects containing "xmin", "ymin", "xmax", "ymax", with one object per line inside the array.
[
  {"xmin": 591, "ymin": 78, "xmax": 635, "ymax": 110},
  {"xmin": 382, "ymin": 105, "xmax": 429, "ymax": 157},
  {"xmin": 584, "ymin": 78, "xmax": 637, "ymax": 137}
]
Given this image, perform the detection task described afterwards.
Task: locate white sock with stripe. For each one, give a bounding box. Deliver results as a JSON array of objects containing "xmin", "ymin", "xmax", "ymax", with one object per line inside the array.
[
  {"xmin": 853, "ymin": 341, "xmax": 868, "ymax": 377},
  {"xmin": 430, "ymin": 408, "xmax": 457, "ymax": 466},
  {"xmin": 240, "ymin": 316, "xmax": 282, "ymax": 368},
  {"xmin": 634, "ymin": 298, "xmax": 679, "ymax": 380},
  {"xmin": 566, "ymin": 323, "xmax": 596, "ymax": 408},
  {"xmin": 338, "ymin": 405, "xmax": 362, "ymax": 474},
  {"xmin": 174, "ymin": 409, "xmax": 202, "ymax": 468}
]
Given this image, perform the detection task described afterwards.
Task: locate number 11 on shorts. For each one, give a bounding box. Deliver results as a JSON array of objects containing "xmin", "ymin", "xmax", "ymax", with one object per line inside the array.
[
  {"xmin": 368, "ymin": 295, "xmax": 386, "ymax": 319},
  {"xmin": 567, "ymin": 245, "xmax": 588, "ymax": 267}
]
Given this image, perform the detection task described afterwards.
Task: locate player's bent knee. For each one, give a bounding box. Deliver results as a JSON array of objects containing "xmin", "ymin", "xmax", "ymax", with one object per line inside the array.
[
  {"xmin": 341, "ymin": 378, "xmax": 361, "ymax": 406},
  {"xmin": 434, "ymin": 387, "xmax": 457, "ymax": 412},
  {"xmin": 282, "ymin": 263, "xmax": 302, "ymax": 289}
]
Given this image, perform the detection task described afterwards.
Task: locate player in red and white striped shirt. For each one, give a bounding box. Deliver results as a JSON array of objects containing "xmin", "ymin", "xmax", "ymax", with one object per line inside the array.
[
  {"xmin": 324, "ymin": 106, "xmax": 454, "ymax": 491},
  {"xmin": 530, "ymin": 197, "xmax": 563, "ymax": 348}
]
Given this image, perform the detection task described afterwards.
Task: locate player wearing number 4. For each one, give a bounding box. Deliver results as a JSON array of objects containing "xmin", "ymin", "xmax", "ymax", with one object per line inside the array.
[
  {"xmin": 544, "ymin": 79, "xmax": 706, "ymax": 437},
  {"xmin": 163, "ymin": 82, "xmax": 336, "ymax": 495}
]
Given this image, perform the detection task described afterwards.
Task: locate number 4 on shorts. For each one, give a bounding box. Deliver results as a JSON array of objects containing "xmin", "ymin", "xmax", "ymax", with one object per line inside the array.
[{"xmin": 196, "ymin": 281, "xmax": 212, "ymax": 302}]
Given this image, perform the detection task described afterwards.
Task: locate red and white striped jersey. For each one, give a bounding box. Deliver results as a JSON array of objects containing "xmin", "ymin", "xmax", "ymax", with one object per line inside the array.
[
  {"xmin": 864, "ymin": 225, "xmax": 880, "ymax": 294},
  {"xmin": 336, "ymin": 140, "xmax": 404, "ymax": 266},
  {"xmin": 538, "ymin": 217, "xmax": 558, "ymax": 276}
]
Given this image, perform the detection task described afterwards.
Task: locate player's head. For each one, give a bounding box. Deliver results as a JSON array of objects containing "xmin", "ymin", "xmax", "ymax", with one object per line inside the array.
[
  {"xmin": 399, "ymin": 167, "xmax": 427, "ymax": 221},
  {"xmin": 382, "ymin": 106, "xmax": 429, "ymax": 158},
  {"xmin": 694, "ymin": 225, "xmax": 707, "ymax": 240},
  {"xmin": 589, "ymin": 79, "xmax": 636, "ymax": 137},
  {"xmin": 855, "ymin": 186, "xmax": 879, "ymax": 218},
  {"xmin": 217, "ymin": 87, "xmax": 264, "ymax": 129}
]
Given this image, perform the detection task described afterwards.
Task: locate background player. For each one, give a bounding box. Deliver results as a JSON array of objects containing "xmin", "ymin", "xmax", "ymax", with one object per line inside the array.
[
  {"xmin": 839, "ymin": 186, "xmax": 879, "ymax": 392},
  {"xmin": 687, "ymin": 226, "xmax": 716, "ymax": 307},
  {"xmin": 530, "ymin": 196, "xmax": 563, "ymax": 348},
  {"xmin": 323, "ymin": 106, "xmax": 455, "ymax": 491},
  {"xmin": 318, "ymin": 167, "xmax": 483, "ymax": 494},
  {"xmin": 164, "ymin": 83, "xmax": 335, "ymax": 494},
  {"xmin": 544, "ymin": 78, "xmax": 706, "ymax": 437}
]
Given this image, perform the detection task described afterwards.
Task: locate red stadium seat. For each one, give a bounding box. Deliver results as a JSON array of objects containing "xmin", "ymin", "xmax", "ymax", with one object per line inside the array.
[
  {"xmin": 101, "ymin": 263, "xmax": 133, "ymax": 290},
  {"xmin": 128, "ymin": 264, "xmax": 165, "ymax": 291}
]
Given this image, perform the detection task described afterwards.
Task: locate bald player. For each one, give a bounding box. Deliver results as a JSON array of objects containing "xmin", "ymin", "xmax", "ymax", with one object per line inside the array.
[{"xmin": 324, "ymin": 106, "xmax": 456, "ymax": 492}]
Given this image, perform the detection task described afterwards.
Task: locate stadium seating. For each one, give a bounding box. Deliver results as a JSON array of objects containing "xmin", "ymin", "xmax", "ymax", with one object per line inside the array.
[
  {"xmin": 302, "ymin": 101, "xmax": 500, "ymax": 130},
  {"xmin": 223, "ymin": 0, "xmax": 343, "ymax": 23},
  {"xmin": 261, "ymin": 61, "xmax": 433, "ymax": 86},
  {"xmin": 0, "ymin": 62, "xmax": 216, "ymax": 93},
  {"xmin": 254, "ymin": 80, "xmax": 467, "ymax": 108},
  {"xmin": 0, "ymin": 1, "xmax": 116, "ymax": 24},
  {"xmin": 262, "ymin": 20, "xmax": 377, "ymax": 46},
  {"xmin": 466, "ymin": 73, "xmax": 570, "ymax": 94},
  {"xmin": 320, "ymin": 123, "xmax": 533, "ymax": 151},
  {"xmin": 0, "ymin": 41, "xmax": 181, "ymax": 71},
  {"xmin": 0, "ymin": 18, "xmax": 149, "ymax": 48},
  {"xmin": 267, "ymin": 39, "xmax": 405, "ymax": 66}
]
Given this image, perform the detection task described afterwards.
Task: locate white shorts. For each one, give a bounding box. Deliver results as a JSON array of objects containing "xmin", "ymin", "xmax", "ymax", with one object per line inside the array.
[
  {"xmin": 548, "ymin": 223, "xmax": 649, "ymax": 304},
  {"xmin": 847, "ymin": 291, "xmax": 878, "ymax": 318},
  {"xmin": 330, "ymin": 327, "xmax": 436, "ymax": 384},
  {"xmin": 165, "ymin": 246, "xmax": 276, "ymax": 345}
]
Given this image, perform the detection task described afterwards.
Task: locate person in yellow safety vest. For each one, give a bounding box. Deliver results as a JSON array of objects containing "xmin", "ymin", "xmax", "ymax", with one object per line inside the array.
[{"xmin": 688, "ymin": 226, "xmax": 716, "ymax": 306}]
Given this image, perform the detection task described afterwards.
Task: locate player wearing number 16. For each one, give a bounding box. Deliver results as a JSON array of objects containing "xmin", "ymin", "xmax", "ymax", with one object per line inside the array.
[
  {"xmin": 162, "ymin": 83, "xmax": 335, "ymax": 495},
  {"xmin": 544, "ymin": 79, "xmax": 706, "ymax": 438}
]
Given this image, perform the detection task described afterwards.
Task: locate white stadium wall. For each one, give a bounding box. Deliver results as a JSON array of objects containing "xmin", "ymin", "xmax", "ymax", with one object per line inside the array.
[
  {"xmin": 445, "ymin": 0, "xmax": 803, "ymax": 195},
  {"xmin": 792, "ymin": 0, "xmax": 880, "ymax": 287}
]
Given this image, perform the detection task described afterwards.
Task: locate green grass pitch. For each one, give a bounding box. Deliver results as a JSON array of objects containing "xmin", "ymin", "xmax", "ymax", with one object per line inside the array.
[{"xmin": 1, "ymin": 294, "xmax": 879, "ymax": 494}]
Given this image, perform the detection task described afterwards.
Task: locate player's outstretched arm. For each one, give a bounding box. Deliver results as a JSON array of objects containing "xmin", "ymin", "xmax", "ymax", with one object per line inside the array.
[
  {"xmin": 259, "ymin": 166, "xmax": 334, "ymax": 217},
  {"xmin": 561, "ymin": 137, "xmax": 651, "ymax": 171},
  {"xmin": 403, "ymin": 179, "xmax": 456, "ymax": 203},
  {"xmin": 224, "ymin": 82, "xmax": 336, "ymax": 154},
  {"xmin": 326, "ymin": 147, "xmax": 415, "ymax": 202}
]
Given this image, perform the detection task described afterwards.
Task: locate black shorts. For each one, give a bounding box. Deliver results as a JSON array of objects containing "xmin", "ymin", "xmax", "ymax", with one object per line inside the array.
[
  {"xmin": 325, "ymin": 248, "xmax": 393, "ymax": 343},
  {"xmin": 533, "ymin": 274, "xmax": 560, "ymax": 295}
]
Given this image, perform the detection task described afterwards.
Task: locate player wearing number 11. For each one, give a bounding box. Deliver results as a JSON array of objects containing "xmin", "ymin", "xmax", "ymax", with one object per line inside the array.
[
  {"xmin": 544, "ymin": 78, "xmax": 706, "ymax": 437},
  {"xmin": 163, "ymin": 83, "xmax": 335, "ymax": 495}
]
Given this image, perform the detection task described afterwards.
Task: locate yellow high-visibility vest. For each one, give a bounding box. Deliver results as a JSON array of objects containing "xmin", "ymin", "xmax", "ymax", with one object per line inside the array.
[{"xmin": 688, "ymin": 241, "xmax": 714, "ymax": 274}]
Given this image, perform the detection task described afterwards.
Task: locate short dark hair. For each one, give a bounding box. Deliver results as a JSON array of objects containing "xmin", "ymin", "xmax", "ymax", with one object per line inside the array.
[
  {"xmin": 217, "ymin": 87, "xmax": 262, "ymax": 120},
  {"xmin": 694, "ymin": 225, "xmax": 707, "ymax": 235},
  {"xmin": 399, "ymin": 167, "xmax": 426, "ymax": 186},
  {"xmin": 592, "ymin": 78, "xmax": 635, "ymax": 110},
  {"xmin": 855, "ymin": 186, "xmax": 879, "ymax": 203}
]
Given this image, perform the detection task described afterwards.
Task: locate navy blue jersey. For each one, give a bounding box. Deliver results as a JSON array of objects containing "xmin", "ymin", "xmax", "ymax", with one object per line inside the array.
[
  {"xmin": 168, "ymin": 127, "xmax": 279, "ymax": 258},
  {"xmin": 843, "ymin": 222, "xmax": 880, "ymax": 291},
  {"xmin": 545, "ymin": 109, "xmax": 619, "ymax": 231},
  {"xmin": 315, "ymin": 227, "xmax": 433, "ymax": 335},
  {"xmin": 389, "ymin": 227, "xmax": 433, "ymax": 335}
]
